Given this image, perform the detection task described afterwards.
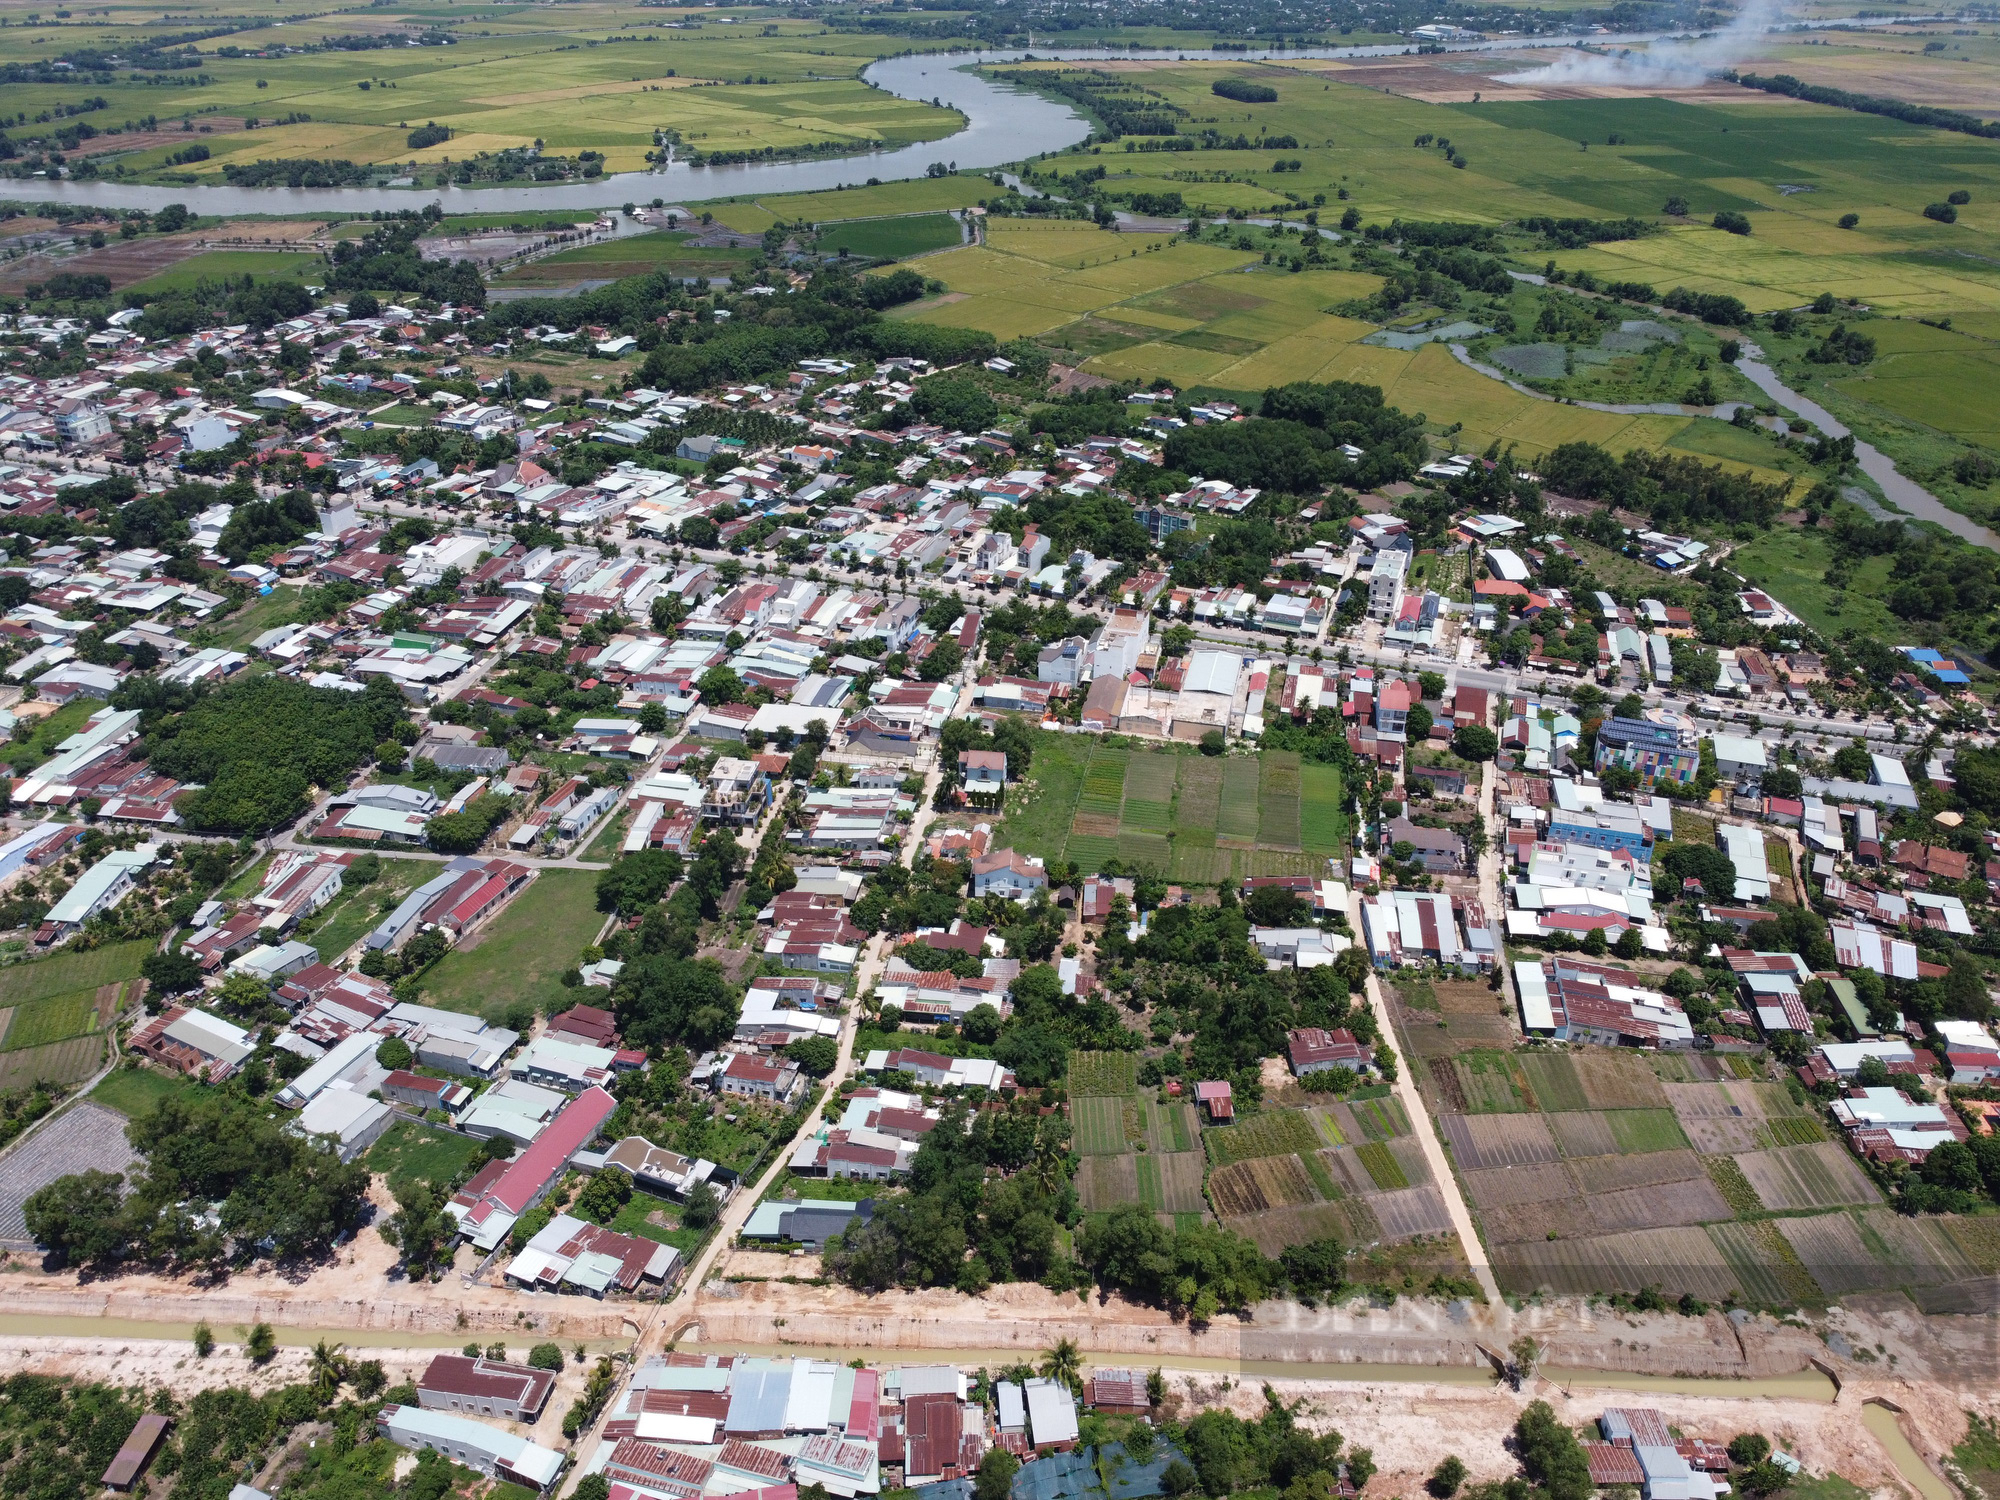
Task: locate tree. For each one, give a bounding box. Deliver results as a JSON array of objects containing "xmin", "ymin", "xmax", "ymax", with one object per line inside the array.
[
  {"xmin": 1451, "ymin": 724, "xmax": 1498, "ymax": 762},
  {"xmin": 381, "ymin": 1180, "xmax": 453, "ymax": 1279},
  {"xmin": 1345, "ymin": 1450, "xmax": 1376, "ymax": 1493},
  {"xmin": 1039, "ymin": 1337, "xmax": 1083, "ymax": 1395},
  {"xmin": 962, "ymin": 1002, "xmax": 1003, "ymax": 1044},
  {"xmin": 683, "ymin": 1180, "xmax": 722, "ymax": 1230},
  {"xmin": 1514, "ymin": 1401, "xmax": 1591, "ymax": 1500},
  {"xmin": 375, "ymin": 1035, "xmax": 414, "ymax": 1070},
  {"xmin": 1405, "ymin": 705, "xmax": 1434, "ymax": 741},
  {"xmin": 141, "ymin": 949, "xmax": 202, "ymax": 995},
  {"xmin": 597, "ymin": 849, "xmax": 684, "ymax": 915},
  {"xmin": 975, "ymin": 1447, "xmax": 1020, "ymax": 1500},
  {"xmin": 246, "ymin": 1322, "xmax": 278, "ymax": 1363},
  {"xmin": 528, "ymin": 1342, "xmax": 566, "ymax": 1371},
  {"xmin": 574, "ymin": 1478, "xmax": 613, "ymax": 1500},
  {"xmin": 1428, "ymin": 1457, "xmax": 1466, "ymax": 1498},
  {"xmin": 1161, "ymin": 1461, "xmax": 1199, "ymax": 1498},
  {"xmin": 23, "ymin": 1169, "xmax": 129, "ymax": 1268},
  {"xmin": 308, "ymin": 1339, "xmax": 348, "ymax": 1399},
  {"xmin": 1728, "ymin": 1434, "xmax": 1771, "ymax": 1468},
  {"xmin": 193, "ymin": 1321, "xmax": 214, "ymax": 1358},
  {"xmin": 1200, "ymin": 730, "xmax": 1226, "ymax": 757}
]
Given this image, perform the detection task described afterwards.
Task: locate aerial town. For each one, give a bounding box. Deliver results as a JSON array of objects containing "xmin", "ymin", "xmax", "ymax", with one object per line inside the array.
[{"xmin": 1, "ymin": 3, "xmax": 2000, "ymax": 1494}]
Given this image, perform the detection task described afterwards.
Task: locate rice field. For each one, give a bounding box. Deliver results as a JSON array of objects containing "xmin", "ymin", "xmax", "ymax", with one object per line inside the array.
[{"xmin": 0, "ymin": 990, "xmax": 101, "ymax": 1052}]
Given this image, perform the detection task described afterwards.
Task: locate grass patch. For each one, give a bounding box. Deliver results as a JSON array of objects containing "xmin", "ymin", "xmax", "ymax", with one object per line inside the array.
[
  {"xmin": 295, "ymin": 858, "xmax": 436, "ymax": 962},
  {"xmin": 606, "ymin": 1189, "xmax": 705, "ymax": 1254},
  {"xmin": 364, "ymin": 1118, "xmax": 484, "ymax": 1197},
  {"xmin": 204, "ymin": 584, "xmax": 306, "ymax": 651},
  {"xmin": 89, "ymin": 1065, "xmax": 200, "ymax": 1118},
  {"xmin": 0, "ymin": 942, "xmax": 149, "ymax": 1008},
  {"xmin": 126, "ymin": 249, "xmax": 319, "ymax": 294},
  {"xmin": 419, "ymin": 869, "xmax": 601, "ymax": 1023}
]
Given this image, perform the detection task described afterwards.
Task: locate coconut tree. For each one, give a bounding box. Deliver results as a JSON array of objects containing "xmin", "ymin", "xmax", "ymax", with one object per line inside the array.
[
  {"xmin": 308, "ymin": 1339, "xmax": 349, "ymax": 1400},
  {"xmin": 1039, "ymin": 1338, "xmax": 1083, "ymax": 1395}
]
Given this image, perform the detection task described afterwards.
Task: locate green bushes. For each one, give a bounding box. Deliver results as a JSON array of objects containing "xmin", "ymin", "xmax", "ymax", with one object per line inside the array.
[{"xmin": 1211, "ymin": 78, "xmax": 1277, "ymax": 103}]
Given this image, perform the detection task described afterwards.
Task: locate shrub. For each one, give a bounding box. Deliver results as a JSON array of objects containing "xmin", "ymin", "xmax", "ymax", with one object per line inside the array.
[
  {"xmin": 1924, "ymin": 202, "xmax": 1959, "ymax": 223},
  {"xmin": 1712, "ymin": 210, "xmax": 1752, "ymax": 235},
  {"xmin": 1212, "ymin": 78, "xmax": 1278, "ymax": 103},
  {"xmin": 528, "ymin": 1342, "xmax": 566, "ymax": 1371}
]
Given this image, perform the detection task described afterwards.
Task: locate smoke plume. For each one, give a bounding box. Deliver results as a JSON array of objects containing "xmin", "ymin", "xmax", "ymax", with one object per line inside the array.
[{"xmin": 1495, "ymin": 0, "xmax": 1782, "ymax": 88}]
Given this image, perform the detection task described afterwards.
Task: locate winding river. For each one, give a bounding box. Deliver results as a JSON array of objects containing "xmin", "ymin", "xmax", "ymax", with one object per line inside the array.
[
  {"xmin": 19, "ymin": 31, "xmax": 1771, "ymax": 215},
  {"xmin": 16, "ymin": 20, "xmax": 1991, "ymax": 554}
]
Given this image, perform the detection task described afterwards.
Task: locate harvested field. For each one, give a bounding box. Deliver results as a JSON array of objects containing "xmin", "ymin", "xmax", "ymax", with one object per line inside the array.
[
  {"xmin": 1549, "ymin": 1111, "xmax": 1619, "ymax": 1159},
  {"xmin": 0, "ymin": 233, "xmax": 217, "ymax": 297},
  {"xmin": 1463, "ymin": 1162, "xmax": 1576, "ymax": 1210},
  {"xmin": 1434, "ymin": 981, "xmax": 1504, "ymax": 1017},
  {"xmin": 1573, "ymin": 1051, "xmax": 1670, "ymax": 1110},
  {"xmin": 1568, "ymin": 1149, "xmax": 1709, "ymax": 1194},
  {"xmin": 1205, "ymin": 1108, "xmax": 1321, "ymax": 1165},
  {"xmin": 1854, "ymin": 1208, "xmax": 1983, "ymax": 1289},
  {"xmin": 1368, "ymin": 1185, "xmax": 1456, "ymax": 1239},
  {"xmin": 1437, "ymin": 1111, "xmax": 1559, "ymax": 1170},
  {"xmin": 1137, "ymin": 1150, "xmax": 1208, "ymax": 1213},
  {"xmin": 1426, "ymin": 1057, "xmax": 1469, "ymax": 1112},
  {"xmin": 1518, "ymin": 1052, "xmax": 1588, "ymax": 1112},
  {"xmin": 1076, "ymin": 1152, "xmax": 1140, "ymax": 1210},
  {"xmin": 1775, "ymin": 1211, "xmax": 1897, "ymax": 1296},
  {"xmin": 1212, "ymin": 1153, "xmax": 1320, "ymax": 1214},
  {"xmin": 1483, "ymin": 1176, "xmax": 1731, "ymax": 1245},
  {"xmin": 1708, "ymin": 1219, "xmax": 1825, "ymax": 1308},
  {"xmin": 1074, "ymin": 1096, "xmax": 1128, "ymax": 1156},
  {"xmin": 1495, "ymin": 1225, "xmax": 1740, "ymax": 1301},
  {"xmin": 1736, "ymin": 1142, "xmax": 1882, "ymax": 1212},
  {"xmin": 0, "ymin": 1102, "xmax": 138, "ymax": 1246},
  {"xmin": 1223, "ymin": 1200, "xmax": 1359, "ymax": 1255}
]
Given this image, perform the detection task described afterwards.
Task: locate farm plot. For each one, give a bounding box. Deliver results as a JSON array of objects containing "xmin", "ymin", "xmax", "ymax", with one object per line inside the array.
[
  {"xmin": 1145, "ymin": 1100, "xmax": 1199, "ymax": 1155},
  {"xmin": 1354, "ymin": 1141, "xmax": 1409, "ymax": 1191},
  {"xmin": 0, "ymin": 942, "xmax": 149, "ymax": 1008},
  {"xmin": 1736, "ymin": 1142, "xmax": 1882, "ymax": 1212},
  {"xmin": 1257, "ymin": 752, "xmax": 1302, "ymax": 851},
  {"xmin": 1341, "ymin": 1095, "xmax": 1408, "ymax": 1143},
  {"xmin": 1139, "ymin": 1150, "xmax": 1208, "ymax": 1213},
  {"xmin": 1073, "ymin": 1096, "xmax": 1130, "ymax": 1156},
  {"xmin": 1210, "ymin": 1154, "xmax": 1320, "ymax": 1214},
  {"xmin": 1775, "ymin": 1212, "xmax": 1904, "ymax": 1296},
  {"xmin": 0, "ymin": 1102, "xmax": 139, "ymax": 1246},
  {"xmin": 1445, "ymin": 1051, "xmax": 1531, "ymax": 1114},
  {"xmin": 1070, "ymin": 1051, "xmax": 1140, "ymax": 1096},
  {"xmin": 1216, "ymin": 758, "xmax": 1262, "ymax": 844},
  {"xmin": 1662, "ymin": 1083, "xmax": 1765, "ymax": 1154},
  {"xmin": 1206, "ymin": 1108, "xmax": 1321, "ymax": 1166},
  {"xmin": 1299, "ymin": 763, "xmax": 1346, "ymax": 857},
  {"xmin": 0, "ymin": 989, "xmax": 100, "ymax": 1051},
  {"xmin": 1438, "ymin": 1112, "xmax": 1560, "ymax": 1170},
  {"xmin": 1464, "ymin": 1162, "xmax": 1578, "ymax": 1210},
  {"xmin": 1483, "ymin": 1176, "xmax": 1730, "ymax": 1245},
  {"xmin": 1077, "ymin": 1152, "xmax": 1141, "ymax": 1212},
  {"xmin": 1495, "ymin": 1225, "xmax": 1741, "ymax": 1302},
  {"xmin": 1707, "ymin": 1220, "xmax": 1825, "ymax": 1308},
  {"xmin": 1572, "ymin": 1051, "xmax": 1670, "ymax": 1111},
  {"xmin": 1568, "ymin": 1149, "xmax": 1710, "ymax": 1195},
  {"xmin": 1547, "ymin": 1111, "xmax": 1620, "ymax": 1158},
  {"xmin": 1369, "ymin": 1185, "xmax": 1456, "ymax": 1239},
  {"xmin": 1174, "ymin": 756, "xmax": 1222, "ymax": 835},
  {"xmin": 1518, "ymin": 1053, "xmax": 1589, "ymax": 1113},
  {"xmin": 1224, "ymin": 1201, "xmax": 1360, "ymax": 1256},
  {"xmin": 0, "ymin": 1036, "xmax": 105, "ymax": 1094},
  {"xmin": 1608, "ymin": 1108, "xmax": 1692, "ymax": 1154}
]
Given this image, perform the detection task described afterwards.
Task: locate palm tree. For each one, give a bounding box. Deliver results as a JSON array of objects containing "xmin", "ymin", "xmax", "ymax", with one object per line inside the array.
[
  {"xmin": 1030, "ymin": 1129, "xmax": 1067, "ymax": 1198},
  {"xmin": 1039, "ymin": 1338, "xmax": 1083, "ymax": 1396},
  {"xmin": 308, "ymin": 1339, "xmax": 349, "ymax": 1400}
]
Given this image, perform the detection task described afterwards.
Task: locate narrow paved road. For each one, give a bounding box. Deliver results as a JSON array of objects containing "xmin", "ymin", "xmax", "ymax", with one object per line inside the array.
[{"xmin": 557, "ymin": 721, "xmax": 955, "ymax": 1494}]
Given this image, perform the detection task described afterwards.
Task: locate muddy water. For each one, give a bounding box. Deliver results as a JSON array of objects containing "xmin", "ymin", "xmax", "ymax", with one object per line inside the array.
[
  {"xmin": 1540, "ymin": 1366, "xmax": 1837, "ymax": 1402},
  {"xmin": 1860, "ymin": 1402, "xmax": 1957, "ymax": 1500}
]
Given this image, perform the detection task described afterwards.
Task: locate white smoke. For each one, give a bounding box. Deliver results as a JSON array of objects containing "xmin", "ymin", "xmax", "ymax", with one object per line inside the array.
[{"xmin": 1495, "ymin": 0, "xmax": 1782, "ymax": 88}]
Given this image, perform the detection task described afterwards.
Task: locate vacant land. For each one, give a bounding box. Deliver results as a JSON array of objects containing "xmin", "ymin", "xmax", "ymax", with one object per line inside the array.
[
  {"xmin": 420, "ymin": 870, "xmax": 601, "ymax": 1022},
  {"xmin": 295, "ymin": 858, "xmax": 438, "ymax": 964},
  {"xmin": 125, "ymin": 249, "xmax": 321, "ymax": 295},
  {"xmin": 364, "ymin": 1118, "xmax": 485, "ymax": 1199},
  {"xmin": 999, "ymin": 734, "xmax": 1343, "ymax": 884}
]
